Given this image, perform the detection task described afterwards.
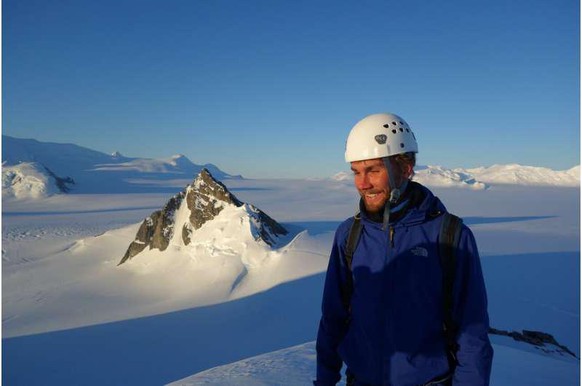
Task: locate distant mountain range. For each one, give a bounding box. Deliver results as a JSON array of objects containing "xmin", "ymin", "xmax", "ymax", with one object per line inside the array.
[
  {"xmin": 3, "ymin": 135, "xmax": 580, "ymax": 200},
  {"xmin": 333, "ymin": 163, "xmax": 580, "ymax": 189},
  {"xmin": 2, "ymin": 135, "xmax": 239, "ymax": 198}
]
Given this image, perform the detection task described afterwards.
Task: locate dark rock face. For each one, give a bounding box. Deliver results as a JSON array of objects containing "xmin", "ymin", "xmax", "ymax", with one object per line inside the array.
[
  {"xmin": 118, "ymin": 168, "xmax": 287, "ymax": 265},
  {"xmin": 118, "ymin": 192, "xmax": 185, "ymax": 265},
  {"xmin": 43, "ymin": 165, "xmax": 75, "ymax": 193},
  {"xmin": 246, "ymin": 204, "xmax": 288, "ymax": 246},
  {"xmin": 489, "ymin": 327, "xmax": 577, "ymax": 358},
  {"xmin": 186, "ymin": 169, "xmax": 243, "ymax": 230}
]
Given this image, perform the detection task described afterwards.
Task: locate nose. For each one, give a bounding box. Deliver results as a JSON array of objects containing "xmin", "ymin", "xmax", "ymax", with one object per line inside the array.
[{"xmin": 355, "ymin": 173, "xmax": 372, "ymax": 190}]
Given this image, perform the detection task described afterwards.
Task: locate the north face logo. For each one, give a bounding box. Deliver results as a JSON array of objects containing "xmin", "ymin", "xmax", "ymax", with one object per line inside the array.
[{"xmin": 411, "ymin": 246, "xmax": 428, "ymax": 257}]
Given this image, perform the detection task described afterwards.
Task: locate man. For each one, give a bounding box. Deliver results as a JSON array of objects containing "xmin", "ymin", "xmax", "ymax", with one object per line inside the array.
[{"xmin": 315, "ymin": 113, "xmax": 493, "ymax": 386}]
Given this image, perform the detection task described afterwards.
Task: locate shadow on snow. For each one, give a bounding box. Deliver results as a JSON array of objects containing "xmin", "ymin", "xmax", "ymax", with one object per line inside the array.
[
  {"xmin": 284, "ymin": 216, "xmax": 557, "ymax": 237},
  {"xmin": 2, "ymin": 206, "xmax": 162, "ymax": 217},
  {"xmin": 3, "ymin": 273, "xmax": 327, "ymax": 386}
]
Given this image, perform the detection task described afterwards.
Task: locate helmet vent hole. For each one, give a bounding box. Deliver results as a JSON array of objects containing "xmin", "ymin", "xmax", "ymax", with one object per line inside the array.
[
  {"xmin": 400, "ymin": 143, "xmax": 405, "ymax": 148},
  {"xmin": 392, "ymin": 129, "xmax": 397, "ymax": 134},
  {"xmin": 406, "ymin": 128, "xmax": 410, "ymax": 132},
  {"xmin": 383, "ymin": 124, "xmax": 389, "ymax": 128},
  {"xmin": 399, "ymin": 121, "xmax": 404, "ymax": 125},
  {"xmin": 391, "ymin": 121, "xmax": 396, "ymax": 125},
  {"xmin": 399, "ymin": 128, "xmax": 404, "ymax": 132}
]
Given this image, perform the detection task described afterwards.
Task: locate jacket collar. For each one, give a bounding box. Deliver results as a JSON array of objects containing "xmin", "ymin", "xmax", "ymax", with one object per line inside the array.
[{"xmin": 359, "ymin": 181, "xmax": 447, "ymax": 228}]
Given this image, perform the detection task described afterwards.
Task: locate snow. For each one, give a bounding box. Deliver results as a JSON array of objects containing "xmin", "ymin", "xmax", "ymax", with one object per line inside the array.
[
  {"xmin": 170, "ymin": 339, "xmax": 579, "ymax": 386},
  {"xmin": 2, "ymin": 162, "xmax": 62, "ymax": 199},
  {"xmin": 465, "ymin": 164, "xmax": 581, "ymax": 186},
  {"xmin": 2, "ymin": 135, "xmax": 234, "ymax": 196},
  {"xmin": 2, "ymin": 163, "xmax": 580, "ymax": 385},
  {"xmin": 170, "ymin": 197, "xmax": 194, "ymax": 246},
  {"xmin": 93, "ymin": 155, "xmax": 204, "ymax": 174},
  {"xmin": 333, "ymin": 164, "xmax": 580, "ymax": 189},
  {"xmin": 5, "ymin": 134, "xmax": 578, "ymax": 201},
  {"xmin": 415, "ymin": 165, "xmax": 488, "ymax": 189},
  {"xmin": 2, "ymin": 181, "xmax": 330, "ymax": 338},
  {"xmin": 169, "ymin": 342, "xmax": 322, "ymax": 386}
]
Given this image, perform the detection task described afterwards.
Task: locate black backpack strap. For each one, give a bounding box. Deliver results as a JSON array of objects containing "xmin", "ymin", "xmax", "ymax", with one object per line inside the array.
[
  {"xmin": 439, "ymin": 212, "xmax": 463, "ymax": 367},
  {"xmin": 344, "ymin": 213, "xmax": 362, "ymax": 272},
  {"xmin": 341, "ymin": 213, "xmax": 362, "ymax": 318}
]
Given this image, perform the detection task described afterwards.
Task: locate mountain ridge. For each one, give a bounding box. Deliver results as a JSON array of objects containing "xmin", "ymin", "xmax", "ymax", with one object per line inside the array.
[
  {"xmin": 333, "ymin": 163, "xmax": 580, "ymax": 188},
  {"xmin": 2, "ymin": 135, "xmax": 237, "ymax": 196},
  {"xmin": 3, "ymin": 135, "xmax": 579, "ymax": 200}
]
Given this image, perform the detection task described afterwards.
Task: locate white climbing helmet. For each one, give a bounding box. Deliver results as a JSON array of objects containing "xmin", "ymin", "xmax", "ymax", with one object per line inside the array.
[{"xmin": 345, "ymin": 113, "xmax": 418, "ymax": 162}]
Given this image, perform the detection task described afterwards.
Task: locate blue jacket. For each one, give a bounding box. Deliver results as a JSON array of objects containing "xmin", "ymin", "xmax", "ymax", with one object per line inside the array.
[{"xmin": 315, "ymin": 183, "xmax": 493, "ymax": 386}]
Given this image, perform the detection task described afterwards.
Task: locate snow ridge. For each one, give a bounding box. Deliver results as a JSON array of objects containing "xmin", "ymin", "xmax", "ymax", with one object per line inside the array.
[
  {"xmin": 333, "ymin": 164, "xmax": 580, "ymax": 188},
  {"xmin": 170, "ymin": 338, "xmax": 579, "ymax": 386},
  {"xmin": 463, "ymin": 164, "xmax": 580, "ymax": 186},
  {"xmin": 2, "ymin": 162, "xmax": 74, "ymax": 199},
  {"xmin": 2, "ymin": 135, "xmax": 234, "ymax": 197}
]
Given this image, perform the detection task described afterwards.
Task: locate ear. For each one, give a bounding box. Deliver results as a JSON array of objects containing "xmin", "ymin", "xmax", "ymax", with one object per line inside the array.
[{"xmin": 401, "ymin": 162, "xmax": 413, "ymax": 179}]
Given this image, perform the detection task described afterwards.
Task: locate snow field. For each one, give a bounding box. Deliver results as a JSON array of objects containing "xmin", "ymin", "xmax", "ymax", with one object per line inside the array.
[{"xmin": 2, "ymin": 178, "xmax": 580, "ymax": 385}]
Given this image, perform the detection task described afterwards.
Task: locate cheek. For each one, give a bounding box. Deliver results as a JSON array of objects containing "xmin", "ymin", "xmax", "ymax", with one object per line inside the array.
[{"xmin": 371, "ymin": 174, "xmax": 389, "ymax": 190}]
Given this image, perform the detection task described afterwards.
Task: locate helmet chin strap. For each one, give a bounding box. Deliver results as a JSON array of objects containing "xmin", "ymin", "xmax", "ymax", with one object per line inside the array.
[{"xmin": 381, "ymin": 157, "xmax": 409, "ymax": 230}]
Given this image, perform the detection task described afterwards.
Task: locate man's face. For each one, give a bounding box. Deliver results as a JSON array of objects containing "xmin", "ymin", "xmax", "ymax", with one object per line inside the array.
[{"xmin": 351, "ymin": 158, "xmax": 392, "ymax": 214}]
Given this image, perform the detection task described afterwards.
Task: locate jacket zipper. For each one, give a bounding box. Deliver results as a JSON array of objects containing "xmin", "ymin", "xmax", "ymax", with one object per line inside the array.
[{"xmin": 389, "ymin": 226, "xmax": 395, "ymax": 248}]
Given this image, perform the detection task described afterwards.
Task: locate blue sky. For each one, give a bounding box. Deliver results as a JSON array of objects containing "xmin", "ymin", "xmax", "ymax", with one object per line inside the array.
[{"xmin": 4, "ymin": 0, "xmax": 580, "ymax": 178}]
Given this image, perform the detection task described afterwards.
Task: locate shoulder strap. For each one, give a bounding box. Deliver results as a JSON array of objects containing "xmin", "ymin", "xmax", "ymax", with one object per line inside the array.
[
  {"xmin": 439, "ymin": 212, "xmax": 463, "ymax": 365},
  {"xmin": 341, "ymin": 214, "xmax": 362, "ymax": 315},
  {"xmin": 344, "ymin": 213, "xmax": 362, "ymax": 271}
]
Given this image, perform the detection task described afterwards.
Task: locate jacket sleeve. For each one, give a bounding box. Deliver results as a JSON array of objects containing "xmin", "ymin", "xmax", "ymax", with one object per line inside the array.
[
  {"xmin": 314, "ymin": 228, "xmax": 350, "ymax": 386},
  {"xmin": 452, "ymin": 226, "xmax": 494, "ymax": 386}
]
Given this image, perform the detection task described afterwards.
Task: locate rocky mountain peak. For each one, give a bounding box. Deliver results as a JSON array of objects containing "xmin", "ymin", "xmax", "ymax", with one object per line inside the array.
[
  {"xmin": 190, "ymin": 168, "xmax": 243, "ymax": 208},
  {"xmin": 184, "ymin": 168, "xmax": 244, "ymax": 234},
  {"xmin": 118, "ymin": 169, "xmax": 287, "ymax": 265}
]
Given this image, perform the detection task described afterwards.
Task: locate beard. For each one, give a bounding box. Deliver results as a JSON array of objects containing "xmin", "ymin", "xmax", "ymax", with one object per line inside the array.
[{"xmin": 360, "ymin": 189, "xmax": 389, "ymax": 214}]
